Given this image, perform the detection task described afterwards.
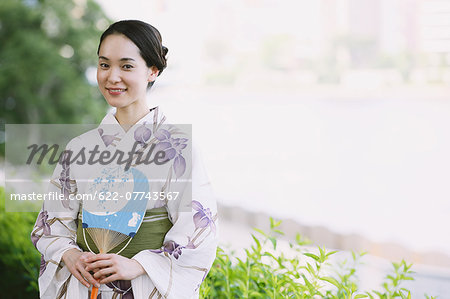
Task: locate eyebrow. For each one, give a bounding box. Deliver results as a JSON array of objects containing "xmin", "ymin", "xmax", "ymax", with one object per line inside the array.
[{"xmin": 98, "ymin": 56, "xmax": 135, "ymax": 62}]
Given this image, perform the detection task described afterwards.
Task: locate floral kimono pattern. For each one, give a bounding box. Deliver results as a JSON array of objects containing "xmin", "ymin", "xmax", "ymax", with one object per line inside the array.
[{"xmin": 31, "ymin": 107, "xmax": 219, "ymax": 299}]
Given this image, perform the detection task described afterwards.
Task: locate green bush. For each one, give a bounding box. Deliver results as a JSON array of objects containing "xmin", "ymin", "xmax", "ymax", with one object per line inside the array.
[
  {"xmin": 0, "ymin": 188, "xmax": 40, "ymax": 298},
  {"xmin": 200, "ymin": 218, "xmax": 436, "ymax": 299}
]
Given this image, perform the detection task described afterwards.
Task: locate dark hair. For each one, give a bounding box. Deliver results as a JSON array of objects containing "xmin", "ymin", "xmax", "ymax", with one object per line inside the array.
[{"xmin": 97, "ymin": 20, "xmax": 168, "ymax": 88}]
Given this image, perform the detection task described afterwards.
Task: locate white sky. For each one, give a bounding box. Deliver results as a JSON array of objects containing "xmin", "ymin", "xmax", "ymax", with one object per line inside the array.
[{"xmin": 94, "ymin": 0, "xmax": 450, "ymax": 255}]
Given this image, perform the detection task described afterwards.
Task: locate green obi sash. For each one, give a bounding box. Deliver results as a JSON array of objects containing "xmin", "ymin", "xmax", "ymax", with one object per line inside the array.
[{"xmin": 76, "ymin": 207, "xmax": 173, "ymax": 259}]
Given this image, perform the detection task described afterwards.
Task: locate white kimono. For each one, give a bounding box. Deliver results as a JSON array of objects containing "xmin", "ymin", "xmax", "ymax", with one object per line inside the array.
[{"xmin": 31, "ymin": 107, "xmax": 219, "ymax": 299}]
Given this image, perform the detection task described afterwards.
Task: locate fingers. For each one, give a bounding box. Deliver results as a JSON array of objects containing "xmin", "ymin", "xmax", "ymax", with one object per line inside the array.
[
  {"xmin": 77, "ymin": 263, "xmax": 100, "ymax": 288},
  {"xmin": 70, "ymin": 268, "xmax": 91, "ymax": 288},
  {"xmin": 85, "ymin": 259, "xmax": 113, "ymax": 272},
  {"xmin": 81, "ymin": 251, "xmax": 96, "ymax": 258},
  {"xmin": 85, "ymin": 253, "xmax": 114, "ymax": 263},
  {"xmin": 99, "ymin": 273, "xmax": 121, "ymax": 285},
  {"xmin": 63, "ymin": 250, "xmax": 103, "ymax": 288},
  {"xmin": 79, "ymin": 252, "xmax": 96, "ymax": 264},
  {"xmin": 63, "ymin": 254, "xmax": 90, "ymax": 288},
  {"xmin": 80, "ymin": 253, "xmax": 141, "ymax": 283},
  {"xmin": 93, "ymin": 266, "xmax": 115, "ymax": 279}
]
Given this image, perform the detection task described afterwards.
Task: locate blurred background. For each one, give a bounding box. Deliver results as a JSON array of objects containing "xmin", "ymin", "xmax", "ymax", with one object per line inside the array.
[{"xmin": 1, "ymin": 0, "xmax": 450, "ymax": 297}]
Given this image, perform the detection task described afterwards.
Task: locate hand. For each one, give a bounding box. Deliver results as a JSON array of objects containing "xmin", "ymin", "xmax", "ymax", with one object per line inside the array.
[
  {"xmin": 62, "ymin": 248, "xmax": 100, "ymax": 288},
  {"xmin": 84, "ymin": 253, "xmax": 145, "ymax": 284}
]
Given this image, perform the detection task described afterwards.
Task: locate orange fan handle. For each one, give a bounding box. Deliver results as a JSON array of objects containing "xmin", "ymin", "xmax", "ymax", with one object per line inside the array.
[
  {"xmin": 90, "ymin": 249, "xmax": 103, "ymax": 299},
  {"xmin": 90, "ymin": 285, "xmax": 99, "ymax": 299}
]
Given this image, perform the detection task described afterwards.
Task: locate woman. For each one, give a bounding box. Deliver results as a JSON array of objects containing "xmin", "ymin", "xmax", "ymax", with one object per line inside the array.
[{"xmin": 31, "ymin": 20, "xmax": 218, "ymax": 299}]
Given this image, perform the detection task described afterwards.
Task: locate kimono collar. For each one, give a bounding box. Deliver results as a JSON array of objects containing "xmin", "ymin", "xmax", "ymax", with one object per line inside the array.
[{"xmin": 97, "ymin": 106, "xmax": 164, "ymax": 148}]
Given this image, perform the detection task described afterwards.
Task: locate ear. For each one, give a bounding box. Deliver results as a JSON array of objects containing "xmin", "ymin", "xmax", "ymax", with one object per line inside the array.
[{"xmin": 147, "ymin": 66, "xmax": 160, "ymax": 82}]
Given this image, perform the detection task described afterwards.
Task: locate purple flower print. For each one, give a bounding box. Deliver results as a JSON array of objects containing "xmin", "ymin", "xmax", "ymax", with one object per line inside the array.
[
  {"xmin": 36, "ymin": 210, "xmax": 51, "ymax": 235},
  {"xmin": 150, "ymin": 240, "xmax": 184, "ymax": 259},
  {"xmin": 192, "ymin": 200, "xmax": 216, "ymax": 234},
  {"xmin": 31, "ymin": 210, "xmax": 51, "ymax": 247},
  {"xmin": 39, "ymin": 255, "xmax": 46, "ymax": 277},
  {"xmin": 185, "ymin": 237, "xmax": 196, "ymax": 249},
  {"xmin": 98, "ymin": 128, "xmax": 119, "ymax": 147},
  {"xmin": 154, "ymin": 129, "xmax": 188, "ymax": 178},
  {"xmin": 173, "ymin": 155, "xmax": 186, "ymax": 179},
  {"xmin": 163, "ymin": 241, "xmax": 184, "ymax": 259},
  {"xmin": 134, "ymin": 122, "xmax": 152, "ymax": 146},
  {"xmin": 59, "ymin": 151, "xmax": 72, "ymax": 209},
  {"xmin": 31, "ymin": 234, "xmax": 39, "ymax": 248}
]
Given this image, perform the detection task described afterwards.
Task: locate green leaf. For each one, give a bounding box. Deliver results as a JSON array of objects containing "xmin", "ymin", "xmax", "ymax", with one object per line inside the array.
[
  {"xmin": 273, "ymin": 229, "xmax": 285, "ymax": 235},
  {"xmin": 319, "ymin": 276, "xmax": 341, "ymax": 288},
  {"xmin": 251, "ymin": 234, "xmax": 262, "ymax": 248},
  {"xmin": 326, "ymin": 250, "xmax": 338, "ymax": 257},
  {"xmin": 304, "ymin": 252, "xmax": 320, "ymax": 261},
  {"xmin": 306, "ymin": 263, "xmax": 316, "ymax": 275},
  {"xmin": 250, "ymin": 291, "xmax": 264, "ymax": 298},
  {"xmin": 269, "ymin": 237, "xmax": 277, "ymax": 250},
  {"xmin": 365, "ymin": 291, "xmax": 375, "ymax": 299},
  {"xmin": 270, "ymin": 217, "xmax": 282, "ymax": 229},
  {"xmin": 254, "ymin": 228, "xmax": 268, "ymax": 238},
  {"xmin": 302, "ymin": 274, "xmax": 315, "ymax": 295}
]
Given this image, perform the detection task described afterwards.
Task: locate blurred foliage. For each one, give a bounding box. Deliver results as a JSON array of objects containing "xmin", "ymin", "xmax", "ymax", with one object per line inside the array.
[
  {"xmin": 0, "ymin": 187, "xmax": 40, "ymax": 298},
  {"xmin": 200, "ymin": 218, "xmax": 436, "ymax": 299},
  {"xmin": 0, "ymin": 0, "xmax": 110, "ymax": 153}
]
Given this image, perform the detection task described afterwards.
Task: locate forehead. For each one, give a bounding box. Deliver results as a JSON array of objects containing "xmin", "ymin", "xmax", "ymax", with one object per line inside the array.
[{"xmin": 98, "ymin": 34, "xmax": 142, "ymax": 60}]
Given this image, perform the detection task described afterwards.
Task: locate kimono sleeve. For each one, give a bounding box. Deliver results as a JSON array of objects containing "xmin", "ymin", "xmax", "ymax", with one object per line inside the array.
[
  {"xmin": 132, "ymin": 145, "xmax": 219, "ymax": 299},
  {"xmin": 30, "ymin": 139, "xmax": 82, "ymax": 297}
]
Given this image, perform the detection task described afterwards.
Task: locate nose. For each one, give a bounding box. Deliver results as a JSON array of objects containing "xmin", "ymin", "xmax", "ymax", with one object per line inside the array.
[{"xmin": 107, "ymin": 67, "xmax": 122, "ymax": 84}]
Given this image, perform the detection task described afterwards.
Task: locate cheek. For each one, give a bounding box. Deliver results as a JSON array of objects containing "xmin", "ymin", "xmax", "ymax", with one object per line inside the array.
[
  {"xmin": 97, "ymin": 69, "xmax": 106, "ymax": 85},
  {"xmin": 128, "ymin": 74, "xmax": 145, "ymax": 89},
  {"xmin": 96, "ymin": 71, "xmax": 101, "ymax": 85}
]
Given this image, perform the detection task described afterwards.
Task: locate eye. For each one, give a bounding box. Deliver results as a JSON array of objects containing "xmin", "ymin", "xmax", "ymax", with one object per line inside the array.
[
  {"xmin": 123, "ymin": 64, "xmax": 134, "ymax": 70},
  {"xmin": 99, "ymin": 63, "xmax": 109, "ymax": 69}
]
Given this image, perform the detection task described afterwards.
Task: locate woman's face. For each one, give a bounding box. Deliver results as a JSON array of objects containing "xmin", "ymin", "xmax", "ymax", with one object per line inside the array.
[{"xmin": 97, "ymin": 33, "xmax": 158, "ymax": 110}]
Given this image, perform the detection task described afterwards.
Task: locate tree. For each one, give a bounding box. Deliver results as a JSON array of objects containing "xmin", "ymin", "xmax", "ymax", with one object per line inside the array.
[{"xmin": 0, "ymin": 0, "xmax": 110, "ymax": 128}]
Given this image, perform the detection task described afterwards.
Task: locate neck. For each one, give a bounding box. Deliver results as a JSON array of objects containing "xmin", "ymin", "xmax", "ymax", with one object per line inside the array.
[{"xmin": 115, "ymin": 101, "xmax": 150, "ymax": 131}]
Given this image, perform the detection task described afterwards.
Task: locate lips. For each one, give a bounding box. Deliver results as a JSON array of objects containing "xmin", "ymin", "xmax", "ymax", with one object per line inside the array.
[{"xmin": 106, "ymin": 87, "xmax": 127, "ymax": 95}]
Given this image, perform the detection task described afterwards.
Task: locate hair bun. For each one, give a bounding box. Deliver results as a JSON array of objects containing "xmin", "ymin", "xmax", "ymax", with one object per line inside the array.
[
  {"xmin": 162, "ymin": 45, "xmax": 169, "ymax": 61},
  {"xmin": 162, "ymin": 46, "xmax": 168, "ymax": 56}
]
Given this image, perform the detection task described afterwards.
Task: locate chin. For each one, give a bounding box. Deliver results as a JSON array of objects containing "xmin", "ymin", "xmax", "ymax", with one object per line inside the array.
[
  {"xmin": 104, "ymin": 98, "xmax": 123, "ymax": 108},
  {"xmin": 106, "ymin": 101, "xmax": 128, "ymax": 109},
  {"xmin": 102, "ymin": 95, "xmax": 122, "ymax": 107},
  {"xmin": 102, "ymin": 92, "xmax": 141, "ymax": 109}
]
